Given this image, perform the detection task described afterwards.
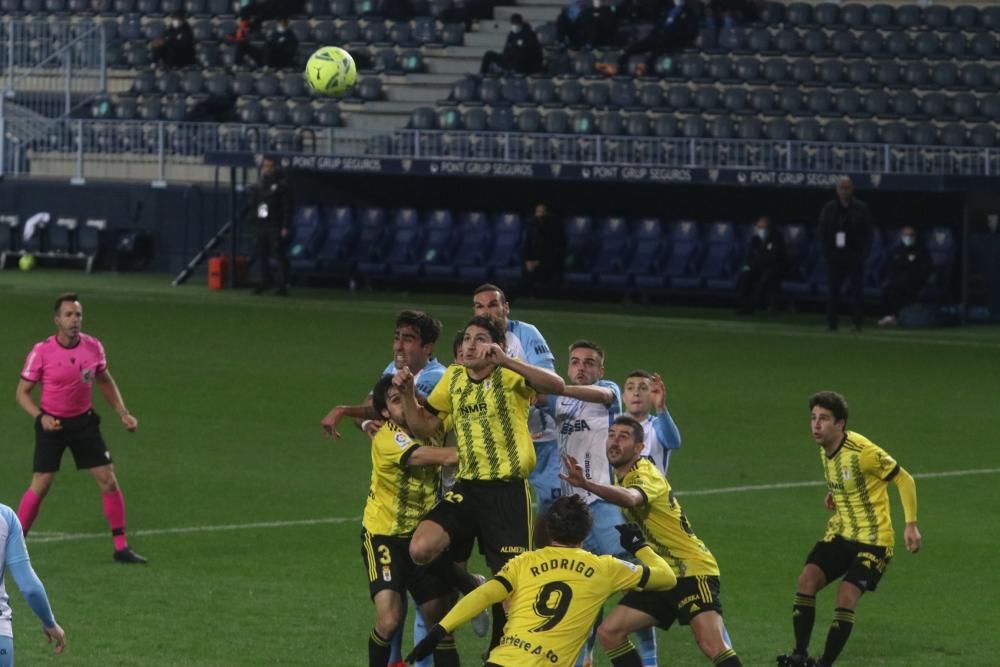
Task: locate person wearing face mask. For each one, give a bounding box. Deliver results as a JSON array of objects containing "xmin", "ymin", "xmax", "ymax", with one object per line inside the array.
[
  {"xmin": 595, "ymin": 0, "xmax": 699, "ymax": 77},
  {"xmin": 557, "ymin": 0, "xmax": 619, "ymax": 49},
  {"xmin": 736, "ymin": 216, "xmax": 787, "ymax": 315},
  {"xmin": 818, "ymin": 177, "xmax": 874, "ymax": 331},
  {"xmin": 479, "ymin": 14, "xmax": 544, "ymax": 75},
  {"xmin": 877, "ymin": 226, "xmax": 930, "ymax": 327},
  {"xmin": 234, "ymin": 17, "xmax": 299, "ymax": 68},
  {"xmin": 150, "ymin": 10, "xmax": 195, "ymax": 69}
]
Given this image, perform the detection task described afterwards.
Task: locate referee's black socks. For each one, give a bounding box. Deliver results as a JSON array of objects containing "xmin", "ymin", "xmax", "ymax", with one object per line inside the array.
[
  {"xmin": 792, "ymin": 592, "xmax": 817, "ymax": 655},
  {"xmin": 820, "ymin": 607, "xmax": 855, "ymax": 665},
  {"xmin": 368, "ymin": 628, "xmax": 391, "ymax": 667}
]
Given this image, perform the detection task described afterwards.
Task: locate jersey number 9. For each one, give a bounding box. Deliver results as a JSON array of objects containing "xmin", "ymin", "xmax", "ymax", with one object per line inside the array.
[{"xmin": 531, "ymin": 581, "xmax": 573, "ymax": 632}]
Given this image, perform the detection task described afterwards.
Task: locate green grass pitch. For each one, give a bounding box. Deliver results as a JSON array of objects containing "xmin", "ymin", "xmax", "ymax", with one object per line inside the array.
[{"xmin": 1, "ymin": 270, "xmax": 998, "ymax": 666}]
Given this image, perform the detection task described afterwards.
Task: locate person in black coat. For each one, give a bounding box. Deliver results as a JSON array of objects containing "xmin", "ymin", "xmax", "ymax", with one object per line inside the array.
[
  {"xmin": 248, "ymin": 158, "xmax": 292, "ymax": 295},
  {"xmin": 151, "ymin": 10, "xmax": 196, "ymax": 69},
  {"xmin": 736, "ymin": 216, "xmax": 786, "ymax": 314},
  {"xmin": 522, "ymin": 204, "xmax": 566, "ymax": 298},
  {"xmin": 818, "ymin": 177, "xmax": 874, "ymax": 331},
  {"xmin": 877, "ymin": 226, "xmax": 931, "ymax": 327},
  {"xmin": 596, "ymin": 0, "xmax": 699, "ymax": 76},
  {"xmin": 480, "ymin": 14, "xmax": 544, "ymax": 75},
  {"xmin": 235, "ymin": 17, "xmax": 299, "ymax": 68}
]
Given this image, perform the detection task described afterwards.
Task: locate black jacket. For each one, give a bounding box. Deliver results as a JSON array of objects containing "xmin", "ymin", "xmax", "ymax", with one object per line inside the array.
[
  {"xmin": 503, "ymin": 25, "xmax": 544, "ymax": 74},
  {"xmin": 162, "ymin": 22, "xmax": 196, "ymax": 65},
  {"xmin": 818, "ymin": 198, "xmax": 874, "ymax": 263},
  {"xmin": 247, "ymin": 175, "xmax": 291, "ymax": 235},
  {"xmin": 742, "ymin": 230, "xmax": 786, "ymax": 275},
  {"xmin": 267, "ymin": 28, "xmax": 299, "ymax": 68},
  {"xmin": 523, "ymin": 214, "xmax": 566, "ymax": 270},
  {"xmin": 885, "ymin": 242, "xmax": 930, "ymax": 289}
]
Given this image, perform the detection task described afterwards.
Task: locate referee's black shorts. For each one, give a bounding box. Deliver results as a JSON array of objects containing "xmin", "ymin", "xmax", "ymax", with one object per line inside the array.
[
  {"xmin": 423, "ymin": 478, "xmax": 533, "ymax": 574},
  {"xmin": 33, "ymin": 409, "xmax": 112, "ymax": 473}
]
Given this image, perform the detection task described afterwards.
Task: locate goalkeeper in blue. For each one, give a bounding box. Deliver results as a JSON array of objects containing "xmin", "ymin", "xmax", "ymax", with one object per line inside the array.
[{"xmin": 1, "ymin": 503, "xmax": 66, "ymax": 666}]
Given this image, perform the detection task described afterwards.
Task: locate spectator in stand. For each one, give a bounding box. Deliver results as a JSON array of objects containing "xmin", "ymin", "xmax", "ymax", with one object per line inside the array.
[
  {"xmin": 877, "ymin": 226, "xmax": 931, "ymax": 327},
  {"xmin": 736, "ymin": 216, "xmax": 787, "ymax": 315},
  {"xmin": 595, "ymin": 0, "xmax": 698, "ymax": 77},
  {"xmin": 818, "ymin": 177, "xmax": 874, "ymax": 332},
  {"xmin": 150, "ymin": 10, "xmax": 195, "ymax": 69},
  {"xmin": 233, "ymin": 17, "xmax": 299, "ymax": 69},
  {"xmin": 522, "ymin": 204, "xmax": 566, "ymax": 298},
  {"xmin": 480, "ymin": 14, "xmax": 544, "ymax": 75},
  {"xmin": 227, "ymin": 0, "xmax": 303, "ymax": 44},
  {"xmin": 708, "ymin": 0, "xmax": 762, "ymax": 28},
  {"xmin": 557, "ymin": 0, "xmax": 620, "ymax": 49}
]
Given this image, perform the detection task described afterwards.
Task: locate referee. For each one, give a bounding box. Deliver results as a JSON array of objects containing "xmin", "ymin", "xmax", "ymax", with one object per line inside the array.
[{"xmin": 15, "ymin": 293, "xmax": 147, "ymax": 564}]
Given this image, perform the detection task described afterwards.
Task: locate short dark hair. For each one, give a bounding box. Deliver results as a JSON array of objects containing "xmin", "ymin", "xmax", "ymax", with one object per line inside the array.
[
  {"xmin": 464, "ymin": 315, "xmax": 506, "ymax": 348},
  {"xmin": 510, "ymin": 12, "xmax": 524, "ymax": 24},
  {"xmin": 612, "ymin": 415, "xmax": 644, "ymax": 445},
  {"xmin": 54, "ymin": 292, "xmax": 79, "ymax": 313},
  {"xmin": 451, "ymin": 329, "xmax": 464, "ymax": 359},
  {"xmin": 395, "ymin": 310, "xmax": 442, "ymax": 345},
  {"xmin": 810, "ymin": 391, "xmax": 848, "ymax": 425},
  {"xmin": 371, "ymin": 374, "xmax": 396, "ymax": 416},
  {"xmin": 569, "ymin": 339, "xmax": 605, "ymax": 363},
  {"xmin": 625, "ymin": 369, "xmax": 654, "ymax": 381},
  {"xmin": 473, "ymin": 283, "xmax": 507, "ymax": 304},
  {"xmin": 546, "ymin": 495, "xmax": 592, "ymax": 545}
]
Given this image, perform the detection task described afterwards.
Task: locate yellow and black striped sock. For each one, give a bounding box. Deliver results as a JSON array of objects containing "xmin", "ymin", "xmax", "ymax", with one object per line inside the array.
[
  {"xmin": 606, "ymin": 639, "xmax": 642, "ymax": 667},
  {"xmin": 820, "ymin": 607, "xmax": 855, "ymax": 665},
  {"xmin": 433, "ymin": 638, "xmax": 460, "ymax": 667},
  {"xmin": 792, "ymin": 592, "xmax": 817, "ymax": 655},
  {"xmin": 713, "ymin": 647, "xmax": 742, "ymax": 666},
  {"xmin": 368, "ymin": 628, "xmax": 391, "ymax": 667}
]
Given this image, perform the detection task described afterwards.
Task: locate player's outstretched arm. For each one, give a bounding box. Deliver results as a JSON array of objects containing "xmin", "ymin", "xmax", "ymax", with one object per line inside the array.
[
  {"xmin": 320, "ymin": 403, "xmax": 376, "ymax": 439},
  {"xmin": 615, "ymin": 523, "xmax": 677, "ymax": 590},
  {"xmin": 4, "ymin": 512, "xmax": 64, "ymax": 652},
  {"xmin": 95, "ymin": 370, "xmax": 137, "ymax": 432},
  {"xmin": 561, "ymin": 383, "xmax": 615, "ymax": 405},
  {"xmin": 405, "ymin": 579, "xmax": 509, "ymax": 664},
  {"xmin": 560, "ymin": 455, "xmax": 645, "ymax": 508},
  {"xmin": 892, "ymin": 467, "xmax": 921, "ymax": 553},
  {"xmin": 488, "ymin": 345, "xmax": 566, "ymax": 395},
  {"xmin": 394, "ymin": 368, "xmax": 442, "ymax": 439},
  {"xmin": 407, "ymin": 446, "xmax": 458, "ymax": 467}
]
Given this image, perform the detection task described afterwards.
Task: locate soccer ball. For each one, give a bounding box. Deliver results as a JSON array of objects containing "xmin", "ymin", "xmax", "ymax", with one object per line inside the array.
[
  {"xmin": 305, "ymin": 46, "xmax": 357, "ymax": 97},
  {"xmin": 19, "ymin": 254, "xmax": 35, "ymax": 271}
]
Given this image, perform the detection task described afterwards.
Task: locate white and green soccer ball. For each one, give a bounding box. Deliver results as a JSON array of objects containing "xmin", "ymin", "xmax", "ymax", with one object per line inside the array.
[{"xmin": 305, "ymin": 46, "xmax": 357, "ymax": 97}]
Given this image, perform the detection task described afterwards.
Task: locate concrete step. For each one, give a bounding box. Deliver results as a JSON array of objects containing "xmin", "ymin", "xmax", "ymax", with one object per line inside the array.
[
  {"xmin": 383, "ymin": 84, "xmax": 450, "ymax": 103},
  {"xmin": 423, "ymin": 55, "xmax": 481, "ymax": 75},
  {"xmin": 342, "ymin": 110, "xmax": 411, "ymax": 131},
  {"xmin": 391, "ymin": 72, "xmax": 465, "ymax": 85},
  {"xmin": 463, "ymin": 30, "xmax": 507, "ymax": 48},
  {"xmin": 347, "ymin": 100, "xmax": 421, "ymax": 114},
  {"xmin": 493, "ymin": 5, "xmax": 560, "ymax": 23}
]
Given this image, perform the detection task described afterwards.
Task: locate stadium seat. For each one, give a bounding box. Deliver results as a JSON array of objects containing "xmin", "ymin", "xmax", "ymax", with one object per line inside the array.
[
  {"xmin": 287, "ymin": 205, "xmax": 324, "ymax": 272},
  {"xmin": 625, "ymin": 114, "xmax": 650, "ymax": 137},
  {"xmin": 584, "ymin": 217, "xmax": 629, "ymax": 289},
  {"xmin": 841, "ymin": 3, "xmax": 867, "ymax": 27},
  {"xmin": 660, "ymin": 220, "xmax": 701, "ymax": 289},
  {"xmin": 629, "ymin": 217, "xmax": 667, "ymax": 293},
  {"xmin": 450, "ymin": 212, "xmax": 492, "ymax": 283},
  {"xmin": 851, "ymin": 120, "xmax": 879, "ymax": 144},
  {"xmin": 980, "ymin": 6, "xmax": 1000, "ymax": 30},
  {"xmin": 881, "ymin": 122, "xmax": 907, "ymax": 145},
  {"xmin": 47, "ymin": 218, "xmax": 77, "ymax": 256},
  {"xmin": 562, "ymin": 216, "xmax": 594, "ymax": 283},
  {"xmin": 314, "ymin": 206, "xmax": 357, "ymax": 275},
  {"xmin": 785, "ymin": 2, "xmax": 812, "ymax": 26},
  {"xmin": 894, "ymin": 4, "xmax": 922, "ymax": 29},
  {"xmin": 921, "ymin": 227, "xmax": 956, "ymax": 303},
  {"xmin": 314, "ymin": 102, "xmax": 341, "ymax": 126},
  {"xmin": 653, "ymin": 115, "xmax": 677, "ymax": 138},
  {"xmin": 395, "ymin": 209, "xmax": 452, "ymax": 279},
  {"xmin": 489, "ymin": 213, "xmax": 523, "ymax": 285},
  {"xmin": 638, "ymin": 84, "xmax": 663, "ymax": 109},
  {"xmin": 780, "ymin": 224, "xmax": 813, "ymax": 297},
  {"xmin": 952, "ymin": 5, "xmax": 979, "ymax": 30},
  {"xmin": 699, "ymin": 221, "xmax": 739, "ymax": 291}
]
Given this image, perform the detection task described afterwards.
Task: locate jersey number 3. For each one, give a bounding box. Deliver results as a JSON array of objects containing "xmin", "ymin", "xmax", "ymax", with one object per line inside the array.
[{"xmin": 530, "ymin": 581, "xmax": 573, "ymax": 632}]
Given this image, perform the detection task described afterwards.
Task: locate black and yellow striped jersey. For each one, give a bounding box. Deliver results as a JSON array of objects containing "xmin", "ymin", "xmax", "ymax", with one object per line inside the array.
[
  {"xmin": 362, "ymin": 421, "xmax": 441, "ymax": 536},
  {"xmin": 427, "ymin": 364, "xmax": 536, "ymax": 482},
  {"xmin": 820, "ymin": 430, "xmax": 901, "ymax": 548},
  {"xmin": 618, "ymin": 458, "xmax": 720, "ymax": 578},
  {"xmin": 489, "ymin": 546, "xmax": 651, "ymax": 667}
]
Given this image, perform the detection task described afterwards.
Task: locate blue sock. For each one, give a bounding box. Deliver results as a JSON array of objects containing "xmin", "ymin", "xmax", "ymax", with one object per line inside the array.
[
  {"xmin": 413, "ymin": 599, "xmax": 431, "ymax": 667},
  {"xmin": 637, "ymin": 626, "xmax": 657, "ymax": 666},
  {"xmin": 389, "ymin": 593, "xmax": 408, "ymax": 663},
  {"xmin": 575, "ymin": 607, "xmax": 603, "ymax": 666},
  {"xmin": 0, "ymin": 635, "xmax": 13, "ymax": 667}
]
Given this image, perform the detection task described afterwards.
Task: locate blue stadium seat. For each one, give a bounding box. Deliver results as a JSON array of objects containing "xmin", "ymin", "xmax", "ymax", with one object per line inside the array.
[
  {"xmin": 570, "ymin": 216, "xmax": 626, "ymax": 289},
  {"xmin": 287, "ymin": 205, "xmax": 325, "ymax": 273},
  {"xmin": 400, "ymin": 209, "xmax": 454, "ymax": 280},
  {"xmin": 625, "ymin": 217, "xmax": 665, "ymax": 293},
  {"xmin": 47, "ymin": 218, "xmax": 77, "ymax": 255},
  {"xmin": 315, "ymin": 206, "xmax": 357, "ymax": 274},
  {"xmin": 562, "ymin": 216, "xmax": 594, "ymax": 284},
  {"xmin": 700, "ymin": 221, "xmax": 740, "ymax": 291},
  {"xmin": 661, "ymin": 220, "xmax": 701, "ymax": 289},
  {"xmin": 920, "ymin": 227, "xmax": 956, "ymax": 302},
  {"xmin": 452, "ymin": 212, "xmax": 493, "ymax": 283},
  {"xmin": 359, "ymin": 208, "xmax": 421, "ymax": 282},
  {"xmin": 353, "ymin": 206, "xmax": 387, "ymax": 279},
  {"xmin": 780, "ymin": 224, "xmax": 814, "ymax": 296},
  {"xmin": 491, "ymin": 213, "xmax": 523, "ymax": 285}
]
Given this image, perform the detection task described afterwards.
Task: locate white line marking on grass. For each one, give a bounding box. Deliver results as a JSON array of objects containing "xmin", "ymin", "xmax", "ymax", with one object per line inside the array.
[{"xmin": 27, "ymin": 467, "xmax": 1000, "ymax": 545}]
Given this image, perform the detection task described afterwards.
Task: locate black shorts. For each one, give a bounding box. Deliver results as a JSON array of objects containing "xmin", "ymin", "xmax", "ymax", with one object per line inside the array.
[
  {"xmin": 359, "ymin": 529, "xmax": 452, "ymax": 605},
  {"xmin": 806, "ymin": 535, "xmax": 893, "ymax": 592},
  {"xmin": 619, "ymin": 575, "xmax": 724, "ymax": 629},
  {"xmin": 33, "ymin": 410, "xmax": 112, "ymax": 473},
  {"xmin": 423, "ymin": 478, "xmax": 533, "ymax": 574}
]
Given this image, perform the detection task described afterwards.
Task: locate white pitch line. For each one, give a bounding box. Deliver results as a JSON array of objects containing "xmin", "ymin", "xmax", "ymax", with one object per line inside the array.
[{"xmin": 27, "ymin": 467, "xmax": 1000, "ymax": 545}]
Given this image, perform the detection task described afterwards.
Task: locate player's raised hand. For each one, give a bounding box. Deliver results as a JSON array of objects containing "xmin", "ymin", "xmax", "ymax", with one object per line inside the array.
[
  {"xmin": 362, "ymin": 419, "xmax": 383, "ymax": 438},
  {"xmin": 121, "ymin": 413, "xmax": 138, "ymax": 432},
  {"xmin": 483, "ymin": 343, "xmax": 509, "ymax": 367},
  {"xmin": 559, "ymin": 455, "xmax": 586, "ymax": 488},
  {"xmin": 321, "ymin": 406, "xmax": 349, "ymax": 439},
  {"xmin": 393, "ymin": 366, "xmax": 415, "ymax": 392},
  {"xmin": 44, "ymin": 622, "xmax": 66, "ymax": 654},
  {"xmin": 650, "ymin": 373, "xmax": 667, "ymax": 413},
  {"xmin": 904, "ymin": 523, "xmax": 922, "ymax": 554},
  {"xmin": 824, "ymin": 492, "xmax": 836, "ymax": 511}
]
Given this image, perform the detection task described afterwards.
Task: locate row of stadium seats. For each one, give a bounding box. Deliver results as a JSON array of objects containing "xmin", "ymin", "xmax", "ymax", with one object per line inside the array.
[
  {"xmin": 99, "ymin": 95, "xmax": 343, "ymax": 126},
  {"xmin": 127, "ymin": 68, "xmax": 384, "ymax": 102},
  {"xmin": 449, "ymin": 77, "xmax": 1000, "ymax": 121},
  {"xmin": 0, "ymin": 215, "xmax": 104, "ymax": 271},
  {"xmin": 411, "ymin": 106, "xmax": 1000, "ymax": 147},
  {"xmin": 284, "ymin": 205, "xmax": 957, "ymax": 299},
  {"xmin": 756, "ymin": 2, "xmax": 1000, "ymax": 32},
  {"xmin": 0, "ymin": 0, "xmax": 447, "ymax": 19},
  {"xmin": 30, "ymin": 122, "xmax": 311, "ymax": 153}
]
